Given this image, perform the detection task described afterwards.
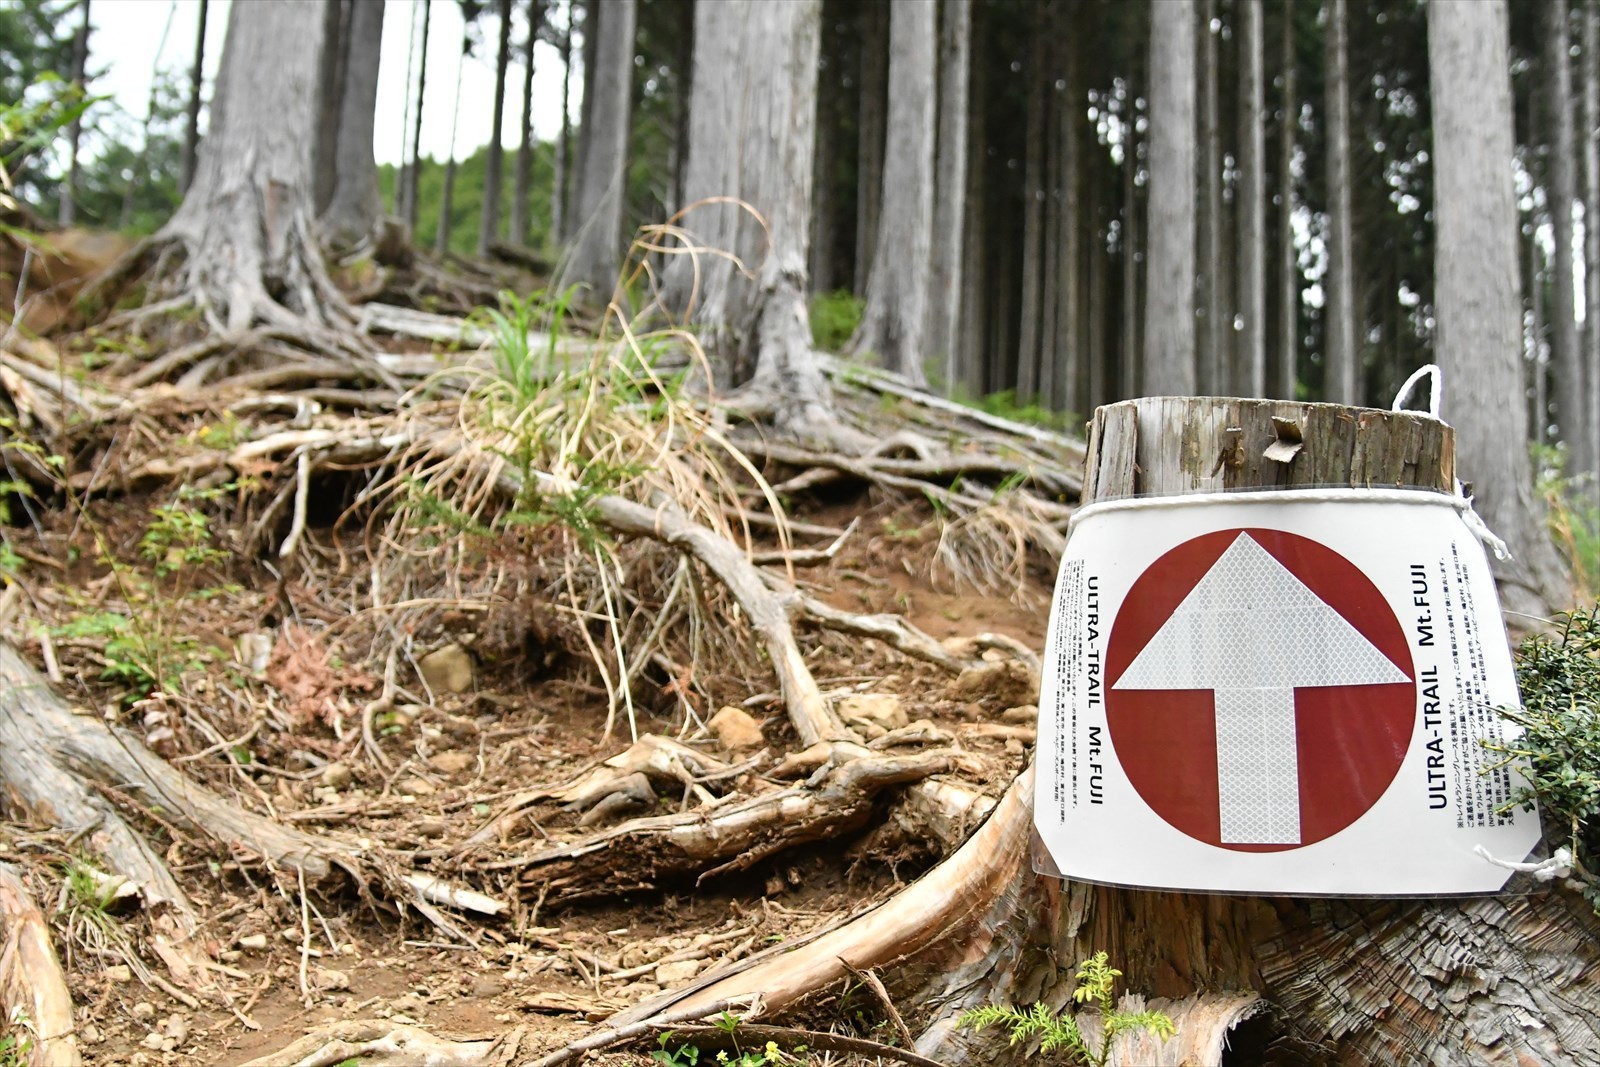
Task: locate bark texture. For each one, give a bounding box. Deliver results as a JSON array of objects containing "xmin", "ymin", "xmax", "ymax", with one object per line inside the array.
[
  {"xmin": 163, "ymin": 0, "xmax": 344, "ymax": 334},
  {"xmin": 847, "ymin": 0, "xmax": 937, "ymax": 386},
  {"xmin": 1548, "ymin": 0, "xmax": 1585, "ymax": 475},
  {"xmin": 565, "ymin": 0, "xmax": 637, "ymax": 295},
  {"xmin": 479, "ymin": 0, "xmax": 515, "ymax": 257},
  {"xmin": 320, "ymin": 0, "xmax": 386, "ymax": 247},
  {"xmin": 1144, "ymin": 0, "xmax": 1198, "ymax": 395},
  {"xmin": 1324, "ymin": 0, "xmax": 1357, "ymax": 405},
  {"xmin": 1238, "ymin": 0, "xmax": 1266, "ymax": 398},
  {"xmin": 671, "ymin": 0, "xmax": 832, "ymax": 430},
  {"xmin": 930, "ymin": 0, "xmax": 971, "ymax": 394},
  {"xmin": 1429, "ymin": 0, "xmax": 1571, "ymax": 618}
]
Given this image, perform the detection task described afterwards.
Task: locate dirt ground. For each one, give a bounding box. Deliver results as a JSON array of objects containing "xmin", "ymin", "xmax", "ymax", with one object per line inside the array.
[{"xmin": 9, "ymin": 482, "xmax": 1048, "ymax": 1065}]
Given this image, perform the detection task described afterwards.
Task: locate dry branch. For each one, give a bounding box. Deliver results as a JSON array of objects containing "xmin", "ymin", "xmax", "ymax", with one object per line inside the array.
[
  {"xmin": 0, "ymin": 863, "xmax": 81, "ymax": 1067},
  {"xmin": 236, "ymin": 1020, "xmax": 526, "ymax": 1067}
]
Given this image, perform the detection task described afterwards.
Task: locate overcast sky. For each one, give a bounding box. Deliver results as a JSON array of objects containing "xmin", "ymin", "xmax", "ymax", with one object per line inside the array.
[{"xmin": 88, "ymin": 0, "xmax": 575, "ymax": 167}]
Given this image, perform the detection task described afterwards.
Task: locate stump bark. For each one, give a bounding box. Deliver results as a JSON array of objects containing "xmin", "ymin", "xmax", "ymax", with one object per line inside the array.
[{"xmin": 607, "ymin": 398, "xmax": 1600, "ymax": 1067}]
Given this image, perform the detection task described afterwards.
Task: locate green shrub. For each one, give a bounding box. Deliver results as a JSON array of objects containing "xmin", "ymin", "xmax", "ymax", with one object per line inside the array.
[{"xmin": 809, "ymin": 290, "xmax": 864, "ymax": 352}]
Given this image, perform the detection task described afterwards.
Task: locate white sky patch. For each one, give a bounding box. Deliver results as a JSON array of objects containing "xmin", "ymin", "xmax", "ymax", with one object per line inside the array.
[{"xmin": 82, "ymin": 0, "xmax": 576, "ymax": 169}]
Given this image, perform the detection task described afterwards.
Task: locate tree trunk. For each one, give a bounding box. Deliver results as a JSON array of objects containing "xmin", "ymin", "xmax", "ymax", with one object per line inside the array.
[
  {"xmin": 320, "ymin": 0, "xmax": 386, "ymax": 248},
  {"xmin": 480, "ymin": 0, "xmax": 514, "ymax": 257},
  {"xmin": 180, "ymin": 0, "xmax": 209, "ymax": 194},
  {"xmin": 1325, "ymin": 0, "xmax": 1357, "ymax": 405},
  {"xmin": 1276, "ymin": 0, "xmax": 1297, "ymax": 401},
  {"xmin": 396, "ymin": 0, "xmax": 417, "ymax": 217},
  {"xmin": 854, "ymin": 1, "xmax": 887, "ymax": 294},
  {"xmin": 1198, "ymin": 0, "xmax": 1223, "ymax": 395},
  {"xmin": 671, "ymin": 0, "xmax": 833, "ymax": 432},
  {"xmin": 312, "ymin": 0, "xmax": 350, "ymax": 217},
  {"xmin": 808, "ymin": 22, "xmax": 839, "ymax": 297},
  {"xmin": 1430, "ymin": 0, "xmax": 1570, "ymax": 617},
  {"xmin": 1144, "ymin": 0, "xmax": 1198, "ymax": 395},
  {"xmin": 1548, "ymin": 0, "xmax": 1585, "ymax": 476},
  {"xmin": 554, "ymin": 1, "xmax": 573, "ymax": 243},
  {"xmin": 1057, "ymin": 33, "xmax": 1083, "ymax": 416},
  {"xmin": 162, "ymin": 0, "xmax": 348, "ymax": 334},
  {"xmin": 58, "ymin": 0, "xmax": 90, "ymax": 226},
  {"xmin": 958, "ymin": 4, "xmax": 986, "ymax": 397},
  {"xmin": 845, "ymin": 0, "xmax": 936, "ymax": 386},
  {"xmin": 436, "ymin": 31, "xmax": 469, "ymax": 255},
  {"xmin": 565, "ymin": 0, "xmax": 636, "ymax": 297},
  {"xmin": 1238, "ymin": 0, "xmax": 1266, "ymax": 398},
  {"xmin": 1121, "ymin": 88, "xmax": 1141, "ymax": 401},
  {"xmin": 1015, "ymin": 29, "xmax": 1047, "ymax": 402},
  {"xmin": 929, "ymin": 0, "xmax": 970, "ymax": 396},
  {"xmin": 511, "ymin": 0, "xmax": 541, "ymax": 248},
  {"xmin": 403, "ymin": 0, "xmax": 432, "ymax": 231},
  {"xmin": 1586, "ymin": 3, "xmax": 1600, "ymax": 486}
]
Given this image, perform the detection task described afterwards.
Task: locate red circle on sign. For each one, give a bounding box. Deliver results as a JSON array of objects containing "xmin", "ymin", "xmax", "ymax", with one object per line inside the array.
[{"xmin": 1105, "ymin": 528, "xmax": 1415, "ymax": 852}]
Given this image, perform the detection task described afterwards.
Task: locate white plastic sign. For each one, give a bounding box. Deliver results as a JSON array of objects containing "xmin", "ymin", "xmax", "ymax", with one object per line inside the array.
[{"xmin": 1035, "ymin": 490, "xmax": 1542, "ymax": 895}]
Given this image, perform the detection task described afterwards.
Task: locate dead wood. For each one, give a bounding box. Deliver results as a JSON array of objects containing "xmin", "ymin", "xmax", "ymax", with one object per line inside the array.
[
  {"xmin": 481, "ymin": 752, "xmax": 961, "ymax": 901},
  {"xmin": 236, "ymin": 1020, "xmax": 526, "ymax": 1067},
  {"xmin": 0, "ymin": 863, "xmax": 81, "ymax": 1067}
]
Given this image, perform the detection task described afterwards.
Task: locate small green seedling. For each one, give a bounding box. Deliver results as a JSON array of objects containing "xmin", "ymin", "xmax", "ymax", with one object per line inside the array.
[{"xmin": 959, "ymin": 952, "xmax": 1176, "ymax": 1066}]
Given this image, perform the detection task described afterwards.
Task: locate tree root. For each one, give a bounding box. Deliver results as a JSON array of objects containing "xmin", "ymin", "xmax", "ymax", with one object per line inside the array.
[
  {"xmin": 480, "ymin": 752, "xmax": 962, "ymax": 901},
  {"xmin": 236, "ymin": 1020, "xmax": 527, "ymax": 1067},
  {"xmin": 0, "ymin": 863, "xmax": 81, "ymax": 1067}
]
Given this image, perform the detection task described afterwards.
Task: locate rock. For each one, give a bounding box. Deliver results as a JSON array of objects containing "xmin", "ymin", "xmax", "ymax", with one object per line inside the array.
[
  {"xmin": 1001, "ymin": 705, "xmax": 1039, "ymax": 724},
  {"xmin": 220, "ymin": 950, "xmax": 242, "ymax": 963},
  {"xmin": 164, "ymin": 1016, "xmax": 189, "ymax": 1044},
  {"xmin": 765, "ymin": 874, "xmax": 786, "ymax": 897},
  {"xmin": 420, "ymin": 644, "xmax": 474, "ymax": 693},
  {"xmin": 838, "ymin": 693, "xmax": 907, "ymax": 731},
  {"xmin": 238, "ymin": 933, "xmax": 268, "ymax": 951},
  {"xmin": 236, "ymin": 632, "xmax": 273, "ymax": 675},
  {"xmin": 132, "ymin": 1002, "xmax": 156, "ymax": 1021},
  {"xmin": 320, "ymin": 762, "xmax": 353, "ymax": 790},
  {"xmin": 950, "ymin": 661, "xmax": 1037, "ymax": 708},
  {"xmin": 140, "ymin": 1032, "xmax": 165, "ymax": 1050},
  {"xmin": 314, "ymin": 967, "xmax": 351, "ymax": 991},
  {"xmin": 428, "ymin": 751, "xmax": 475, "ymax": 775},
  {"xmin": 708, "ymin": 706, "xmax": 764, "ymax": 750},
  {"xmin": 398, "ymin": 777, "xmax": 438, "ymax": 796},
  {"xmin": 655, "ymin": 959, "xmax": 703, "ymax": 984},
  {"xmin": 105, "ymin": 964, "xmax": 133, "ymax": 983},
  {"xmin": 80, "ymin": 1024, "xmax": 102, "ymax": 1045},
  {"xmin": 472, "ymin": 978, "xmax": 505, "ymax": 998},
  {"xmin": 415, "ymin": 818, "xmax": 448, "ymax": 838}
]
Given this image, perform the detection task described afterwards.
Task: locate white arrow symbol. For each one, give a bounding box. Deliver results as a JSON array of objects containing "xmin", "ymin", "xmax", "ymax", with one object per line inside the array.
[{"xmin": 1113, "ymin": 532, "xmax": 1409, "ymax": 845}]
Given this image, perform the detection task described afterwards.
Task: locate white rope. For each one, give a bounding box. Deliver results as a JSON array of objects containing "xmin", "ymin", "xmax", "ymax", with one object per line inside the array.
[
  {"xmin": 1070, "ymin": 487, "xmax": 1510, "ymax": 560},
  {"xmin": 1473, "ymin": 844, "xmax": 1573, "ymax": 883},
  {"xmin": 1391, "ymin": 363, "xmax": 1442, "ymax": 419}
]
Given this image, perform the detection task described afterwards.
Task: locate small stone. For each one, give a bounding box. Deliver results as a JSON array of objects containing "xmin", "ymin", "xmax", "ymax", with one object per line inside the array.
[
  {"xmin": 398, "ymin": 777, "xmax": 438, "ymax": 796},
  {"xmin": 80, "ymin": 1024, "xmax": 102, "ymax": 1045},
  {"xmin": 764, "ymin": 874, "xmax": 786, "ymax": 897},
  {"xmin": 321, "ymin": 762, "xmax": 353, "ymax": 790},
  {"xmin": 1001, "ymin": 705, "xmax": 1039, "ymax": 724},
  {"xmin": 132, "ymin": 1002, "xmax": 156, "ymax": 1021},
  {"xmin": 472, "ymin": 978, "xmax": 505, "ymax": 998},
  {"xmin": 950, "ymin": 661, "xmax": 1038, "ymax": 708},
  {"xmin": 420, "ymin": 644, "xmax": 474, "ymax": 693},
  {"xmin": 708, "ymin": 706, "xmax": 764, "ymax": 750},
  {"xmin": 238, "ymin": 933, "xmax": 268, "ymax": 951},
  {"xmin": 164, "ymin": 1015, "xmax": 189, "ymax": 1044},
  {"xmin": 838, "ymin": 693, "xmax": 907, "ymax": 731},
  {"xmin": 428, "ymin": 751, "xmax": 475, "ymax": 774},
  {"xmin": 415, "ymin": 818, "xmax": 448, "ymax": 838},
  {"xmin": 655, "ymin": 959, "xmax": 703, "ymax": 984},
  {"xmin": 314, "ymin": 967, "xmax": 351, "ymax": 991},
  {"xmin": 105, "ymin": 964, "xmax": 133, "ymax": 983},
  {"xmin": 220, "ymin": 950, "xmax": 242, "ymax": 963},
  {"xmin": 161, "ymin": 1037, "xmax": 177, "ymax": 1053},
  {"xmin": 141, "ymin": 1032, "xmax": 165, "ymax": 1050}
]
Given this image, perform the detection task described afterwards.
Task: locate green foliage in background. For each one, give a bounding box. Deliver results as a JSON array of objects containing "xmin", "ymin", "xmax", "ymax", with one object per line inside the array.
[
  {"xmin": 808, "ymin": 290, "xmax": 863, "ymax": 352},
  {"xmin": 380, "ymin": 139, "xmax": 558, "ymax": 257}
]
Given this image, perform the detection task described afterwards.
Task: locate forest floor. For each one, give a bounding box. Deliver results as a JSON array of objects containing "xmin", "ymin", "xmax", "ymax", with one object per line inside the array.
[
  {"xmin": 0, "ymin": 244, "xmax": 1071, "ymax": 1065},
  {"xmin": 40, "ymin": 493, "xmax": 1042, "ymax": 1066}
]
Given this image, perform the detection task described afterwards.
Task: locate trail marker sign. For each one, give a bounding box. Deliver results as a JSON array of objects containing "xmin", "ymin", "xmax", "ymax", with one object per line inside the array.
[{"xmin": 1035, "ymin": 492, "xmax": 1542, "ymax": 895}]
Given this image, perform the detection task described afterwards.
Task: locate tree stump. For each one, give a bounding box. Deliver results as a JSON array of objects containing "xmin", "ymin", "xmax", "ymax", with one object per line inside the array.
[{"xmin": 982, "ymin": 399, "xmax": 1599, "ymax": 1065}]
